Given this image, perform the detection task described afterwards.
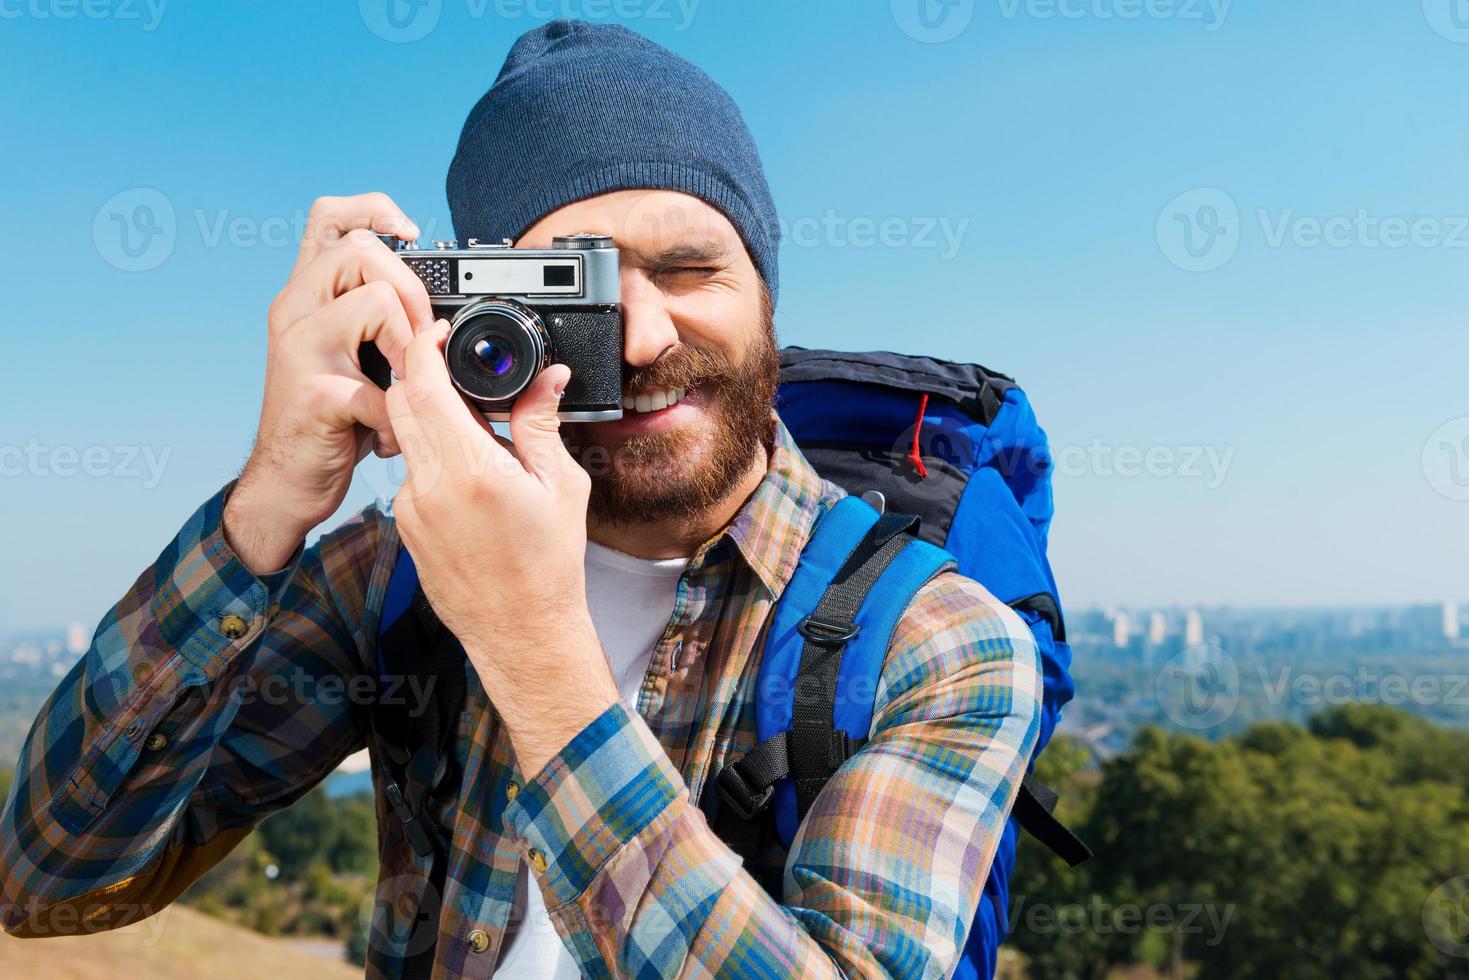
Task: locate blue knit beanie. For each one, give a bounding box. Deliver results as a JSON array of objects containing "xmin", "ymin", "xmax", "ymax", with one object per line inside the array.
[{"xmin": 447, "ymin": 19, "xmax": 780, "ymax": 303}]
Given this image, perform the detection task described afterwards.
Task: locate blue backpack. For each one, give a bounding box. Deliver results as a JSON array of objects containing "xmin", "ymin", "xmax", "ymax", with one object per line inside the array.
[
  {"xmin": 707, "ymin": 349, "xmax": 1088, "ymax": 979},
  {"xmin": 369, "ymin": 348, "xmax": 1087, "ymax": 979}
]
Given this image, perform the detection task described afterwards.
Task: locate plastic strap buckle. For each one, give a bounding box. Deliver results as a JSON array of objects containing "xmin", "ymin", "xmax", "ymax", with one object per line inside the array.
[{"xmin": 715, "ymin": 763, "xmax": 776, "ymax": 821}]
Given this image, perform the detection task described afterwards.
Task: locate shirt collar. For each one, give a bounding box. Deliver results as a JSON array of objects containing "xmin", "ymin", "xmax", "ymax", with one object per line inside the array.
[{"xmin": 715, "ymin": 414, "xmax": 840, "ymax": 596}]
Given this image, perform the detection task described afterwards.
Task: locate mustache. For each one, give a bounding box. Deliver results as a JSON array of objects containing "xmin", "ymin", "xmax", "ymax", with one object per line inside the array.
[{"xmin": 622, "ymin": 344, "xmax": 737, "ymax": 395}]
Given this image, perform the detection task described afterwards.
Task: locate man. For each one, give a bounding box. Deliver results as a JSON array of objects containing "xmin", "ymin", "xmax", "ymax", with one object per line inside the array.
[{"xmin": 0, "ymin": 20, "xmax": 1041, "ymax": 979}]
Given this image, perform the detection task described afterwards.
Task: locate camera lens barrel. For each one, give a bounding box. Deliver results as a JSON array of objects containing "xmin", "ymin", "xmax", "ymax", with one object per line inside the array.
[{"xmin": 445, "ymin": 299, "xmax": 551, "ymax": 405}]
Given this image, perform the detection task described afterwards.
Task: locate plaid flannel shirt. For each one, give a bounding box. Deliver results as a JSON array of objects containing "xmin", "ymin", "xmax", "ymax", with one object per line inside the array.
[{"xmin": 0, "ymin": 418, "xmax": 1042, "ymax": 979}]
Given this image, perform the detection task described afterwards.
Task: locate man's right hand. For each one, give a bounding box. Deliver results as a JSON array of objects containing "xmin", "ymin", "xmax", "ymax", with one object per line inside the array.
[{"xmin": 223, "ymin": 193, "xmax": 436, "ymax": 575}]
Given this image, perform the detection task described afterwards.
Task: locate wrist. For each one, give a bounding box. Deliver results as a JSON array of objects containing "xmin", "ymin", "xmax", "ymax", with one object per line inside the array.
[
  {"xmin": 468, "ymin": 623, "xmax": 620, "ymax": 775},
  {"xmin": 222, "ymin": 479, "xmax": 311, "ymax": 576}
]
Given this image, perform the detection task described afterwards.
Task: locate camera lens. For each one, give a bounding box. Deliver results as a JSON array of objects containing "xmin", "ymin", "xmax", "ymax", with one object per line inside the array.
[
  {"xmin": 472, "ymin": 337, "xmax": 515, "ymax": 378},
  {"xmin": 445, "ymin": 300, "xmax": 550, "ymax": 405}
]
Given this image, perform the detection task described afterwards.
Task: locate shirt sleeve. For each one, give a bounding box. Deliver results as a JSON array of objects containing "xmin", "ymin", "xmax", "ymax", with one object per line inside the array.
[
  {"xmin": 503, "ymin": 571, "xmax": 1043, "ymax": 978},
  {"xmin": 0, "ymin": 484, "xmax": 389, "ymax": 937}
]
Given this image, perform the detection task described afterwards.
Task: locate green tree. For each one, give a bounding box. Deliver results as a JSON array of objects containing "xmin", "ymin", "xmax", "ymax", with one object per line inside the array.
[
  {"xmin": 257, "ymin": 787, "xmax": 339, "ymax": 881},
  {"xmin": 1008, "ymin": 708, "xmax": 1469, "ymax": 979}
]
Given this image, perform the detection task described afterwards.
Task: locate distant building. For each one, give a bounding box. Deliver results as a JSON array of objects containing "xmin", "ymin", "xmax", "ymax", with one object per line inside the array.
[
  {"xmin": 66, "ymin": 621, "xmax": 89, "ymax": 656},
  {"xmin": 1148, "ymin": 611, "xmax": 1168, "ymax": 646},
  {"xmin": 1112, "ymin": 611, "xmax": 1132, "ymax": 648},
  {"xmin": 1185, "ymin": 610, "xmax": 1205, "ymax": 647},
  {"xmin": 1405, "ymin": 604, "xmax": 1457, "ymax": 648}
]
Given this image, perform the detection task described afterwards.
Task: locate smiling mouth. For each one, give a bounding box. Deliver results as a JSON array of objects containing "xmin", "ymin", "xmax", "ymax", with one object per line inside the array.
[{"xmin": 620, "ymin": 384, "xmax": 694, "ymax": 414}]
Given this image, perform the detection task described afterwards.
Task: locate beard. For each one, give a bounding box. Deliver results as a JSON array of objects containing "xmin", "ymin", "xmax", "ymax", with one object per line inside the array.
[{"xmin": 562, "ymin": 292, "xmax": 779, "ymax": 527}]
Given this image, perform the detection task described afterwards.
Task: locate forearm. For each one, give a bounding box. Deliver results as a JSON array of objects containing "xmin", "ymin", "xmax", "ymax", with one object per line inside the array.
[
  {"xmin": 504, "ymin": 705, "xmax": 855, "ymax": 977},
  {"xmin": 510, "ymin": 576, "xmax": 1043, "ymax": 978},
  {"xmin": 0, "ymin": 485, "xmax": 380, "ymax": 935},
  {"xmin": 509, "ymin": 705, "xmax": 1024, "ymax": 978}
]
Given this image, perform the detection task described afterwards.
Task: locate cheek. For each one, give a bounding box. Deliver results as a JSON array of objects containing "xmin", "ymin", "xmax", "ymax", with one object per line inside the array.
[{"xmin": 668, "ymin": 293, "xmax": 763, "ymax": 362}]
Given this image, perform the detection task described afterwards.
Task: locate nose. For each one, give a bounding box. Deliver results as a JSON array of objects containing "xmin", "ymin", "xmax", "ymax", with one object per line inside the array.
[{"xmin": 620, "ymin": 268, "xmax": 678, "ymax": 370}]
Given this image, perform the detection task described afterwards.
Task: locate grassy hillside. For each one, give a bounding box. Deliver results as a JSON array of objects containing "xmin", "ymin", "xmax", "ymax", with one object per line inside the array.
[{"xmin": 0, "ymin": 904, "xmax": 362, "ymax": 980}]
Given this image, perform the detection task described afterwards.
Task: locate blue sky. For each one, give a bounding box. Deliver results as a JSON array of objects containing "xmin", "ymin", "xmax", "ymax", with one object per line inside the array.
[{"xmin": 1, "ymin": 0, "xmax": 1466, "ymax": 632}]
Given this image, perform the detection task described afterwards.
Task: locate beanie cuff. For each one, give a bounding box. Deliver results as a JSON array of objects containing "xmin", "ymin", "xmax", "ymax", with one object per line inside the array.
[{"xmin": 498, "ymin": 160, "xmax": 780, "ymax": 302}]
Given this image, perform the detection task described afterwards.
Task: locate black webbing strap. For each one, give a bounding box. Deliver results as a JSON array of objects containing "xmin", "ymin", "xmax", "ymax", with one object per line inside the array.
[
  {"xmin": 369, "ymin": 587, "xmax": 467, "ymax": 980},
  {"xmin": 714, "ymin": 512, "xmax": 919, "ymax": 826},
  {"xmin": 1013, "ymin": 774, "xmax": 1093, "ymax": 867},
  {"xmin": 789, "ymin": 512, "xmax": 918, "ymax": 818},
  {"xmin": 711, "ymin": 509, "xmax": 1095, "ymax": 871}
]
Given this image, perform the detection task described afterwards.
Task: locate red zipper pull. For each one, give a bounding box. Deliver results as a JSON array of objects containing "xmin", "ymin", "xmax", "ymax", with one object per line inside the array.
[{"xmin": 908, "ymin": 393, "xmax": 930, "ymax": 479}]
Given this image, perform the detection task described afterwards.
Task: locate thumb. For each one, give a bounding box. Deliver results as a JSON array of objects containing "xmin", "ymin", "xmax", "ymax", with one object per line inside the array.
[{"xmin": 507, "ymin": 363, "xmax": 574, "ymax": 482}]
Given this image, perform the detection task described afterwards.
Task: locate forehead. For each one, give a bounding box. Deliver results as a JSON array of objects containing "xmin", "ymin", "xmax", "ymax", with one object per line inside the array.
[{"xmin": 517, "ymin": 189, "xmax": 744, "ymax": 260}]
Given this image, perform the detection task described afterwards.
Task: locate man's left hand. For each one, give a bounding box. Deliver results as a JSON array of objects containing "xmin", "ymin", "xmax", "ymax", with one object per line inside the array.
[{"xmin": 387, "ymin": 321, "xmax": 619, "ymax": 774}]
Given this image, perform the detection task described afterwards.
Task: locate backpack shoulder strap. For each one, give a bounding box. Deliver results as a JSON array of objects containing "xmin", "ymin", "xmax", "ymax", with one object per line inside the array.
[
  {"xmin": 715, "ymin": 495, "xmax": 954, "ymax": 845},
  {"xmin": 714, "ymin": 496, "xmax": 1093, "ymax": 867},
  {"xmin": 369, "ymin": 546, "xmax": 467, "ymax": 979}
]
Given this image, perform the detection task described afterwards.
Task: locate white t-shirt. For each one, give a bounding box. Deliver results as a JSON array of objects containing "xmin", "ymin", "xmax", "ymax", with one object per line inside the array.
[{"xmin": 492, "ymin": 539, "xmax": 688, "ymax": 978}]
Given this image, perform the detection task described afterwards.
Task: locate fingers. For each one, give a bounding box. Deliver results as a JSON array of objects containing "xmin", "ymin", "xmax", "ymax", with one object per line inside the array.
[
  {"xmin": 388, "ymin": 321, "xmax": 513, "ymax": 481},
  {"xmin": 274, "ymin": 229, "xmax": 435, "ymax": 336},
  {"xmin": 507, "ymin": 363, "xmax": 576, "ymax": 486},
  {"xmin": 302, "ymin": 374, "xmax": 397, "ymax": 456},
  {"xmin": 295, "ymin": 279, "xmax": 415, "ymax": 381},
  {"xmin": 293, "ymin": 193, "xmax": 419, "ymax": 275}
]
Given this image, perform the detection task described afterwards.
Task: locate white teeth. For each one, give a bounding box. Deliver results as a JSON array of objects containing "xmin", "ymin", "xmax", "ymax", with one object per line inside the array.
[{"xmin": 621, "ymin": 387, "xmax": 688, "ymax": 414}]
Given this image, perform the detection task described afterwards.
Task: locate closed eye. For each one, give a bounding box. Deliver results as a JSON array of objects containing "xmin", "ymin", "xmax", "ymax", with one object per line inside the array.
[{"xmin": 655, "ymin": 265, "xmax": 721, "ymax": 283}]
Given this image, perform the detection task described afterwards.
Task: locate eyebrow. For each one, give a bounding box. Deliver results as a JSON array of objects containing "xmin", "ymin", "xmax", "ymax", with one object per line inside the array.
[{"xmin": 631, "ymin": 240, "xmax": 733, "ymax": 267}]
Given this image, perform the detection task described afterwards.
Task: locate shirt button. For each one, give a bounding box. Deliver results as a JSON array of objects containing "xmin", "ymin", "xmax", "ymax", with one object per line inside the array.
[
  {"xmin": 467, "ymin": 928, "xmax": 490, "ymax": 954},
  {"xmin": 219, "ymin": 614, "xmax": 250, "ymax": 640},
  {"xmin": 527, "ymin": 848, "xmax": 547, "ymax": 875},
  {"xmin": 505, "ymin": 781, "xmax": 520, "ymax": 802},
  {"xmin": 144, "ymin": 733, "xmax": 169, "ymax": 751}
]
